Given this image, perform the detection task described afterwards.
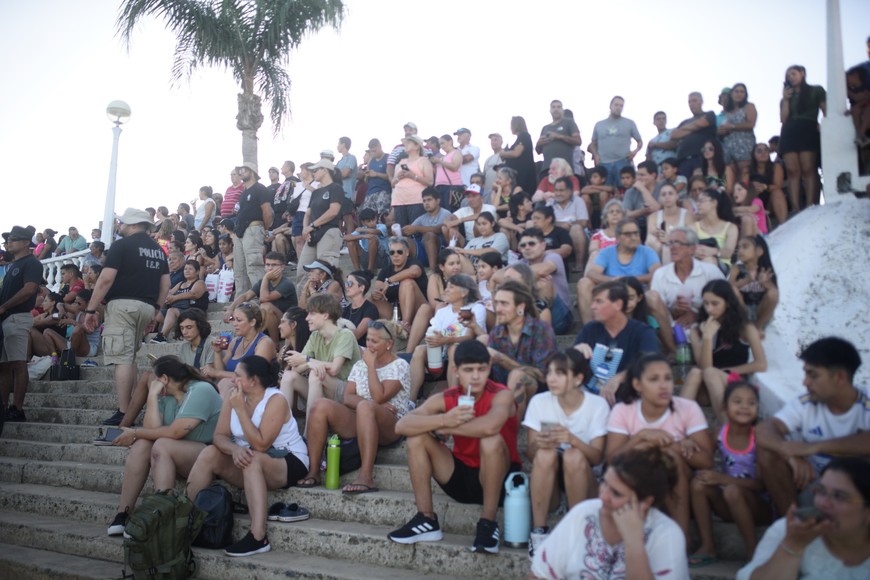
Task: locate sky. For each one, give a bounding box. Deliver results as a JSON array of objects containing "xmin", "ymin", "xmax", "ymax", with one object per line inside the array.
[{"xmin": 1, "ymin": 0, "xmax": 868, "ymax": 237}]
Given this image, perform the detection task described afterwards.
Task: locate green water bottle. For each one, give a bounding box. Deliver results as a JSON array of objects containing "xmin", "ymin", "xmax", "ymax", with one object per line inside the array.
[{"xmin": 325, "ymin": 434, "xmax": 341, "ymax": 489}]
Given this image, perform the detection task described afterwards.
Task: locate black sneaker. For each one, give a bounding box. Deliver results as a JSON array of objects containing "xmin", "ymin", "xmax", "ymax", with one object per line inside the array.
[
  {"xmin": 387, "ymin": 512, "xmax": 443, "ymax": 544},
  {"xmin": 150, "ymin": 333, "xmax": 167, "ymax": 344},
  {"xmin": 102, "ymin": 409, "xmax": 125, "ymax": 426},
  {"xmin": 107, "ymin": 510, "xmax": 128, "ymax": 536},
  {"xmin": 224, "ymin": 531, "xmax": 271, "ymax": 557},
  {"xmin": 470, "ymin": 518, "xmax": 500, "ymax": 554},
  {"xmin": 5, "ymin": 405, "xmax": 26, "ymax": 422}
]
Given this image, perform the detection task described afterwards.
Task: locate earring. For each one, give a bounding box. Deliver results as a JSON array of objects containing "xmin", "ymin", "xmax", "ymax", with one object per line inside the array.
[{"xmin": 516, "ymin": 309, "xmax": 523, "ymax": 316}]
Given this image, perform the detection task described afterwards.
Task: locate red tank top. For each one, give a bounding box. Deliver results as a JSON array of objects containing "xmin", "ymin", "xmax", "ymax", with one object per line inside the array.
[{"xmin": 443, "ymin": 380, "xmax": 520, "ymax": 468}]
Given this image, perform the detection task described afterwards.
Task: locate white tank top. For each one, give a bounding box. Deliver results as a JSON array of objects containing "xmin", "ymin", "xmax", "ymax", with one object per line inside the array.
[
  {"xmin": 655, "ymin": 208, "xmax": 687, "ymax": 228},
  {"xmin": 230, "ymin": 388, "xmax": 308, "ymax": 466}
]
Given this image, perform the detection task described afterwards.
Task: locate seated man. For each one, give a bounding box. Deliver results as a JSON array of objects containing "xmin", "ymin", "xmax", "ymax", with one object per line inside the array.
[
  {"xmin": 549, "ymin": 176, "xmax": 589, "ymax": 274},
  {"xmin": 530, "ymin": 205, "xmax": 572, "ymax": 268},
  {"xmin": 388, "ymin": 340, "xmax": 521, "ymax": 554},
  {"xmin": 57, "ymin": 263, "xmax": 86, "ymax": 316},
  {"xmin": 573, "ymin": 281, "xmax": 661, "ymax": 405},
  {"xmin": 467, "ymin": 280, "xmax": 557, "ymax": 420},
  {"xmin": 401, "ymin": 187, "xmax": 452, "ymax": 272},
  {"xmin": 370, "ymin": 237, "xmax": 428, "ymax": 332},
  {"xmin": 621, "ymin": 161, "xmax": 661, "ymax": 241},
  {"xmin": 344, "ymin": 207, "xmax": 387, "ymax": 273},
  {"xmin": 577, "ymin": 218, "xmax": 660, "ymax": 324},
  {"xmin": 756, "ymin": 337, "xmax": 870, "ymax": 516},
  {"xmin": 281, "ymin": 294, "xmax": 360, "ymax": 423},
  {"xmin": 222, "ymin": 252, "xmax": 297, "ymax": 340},
  {"xmin": 81, "ymin": 241, "xmax": 106, "ymax": 273},
  {"xmin": 118, "ymin": 309, "xmax": 215, "ymax": 429},
  {"xmin": 54, "ymin": 226, "xmax": 88, "ymax": 256},
  {"xmin": 518, "ymin": 228, "xmax": 574, "ymax": 335},
  {"xmin": 442, "ymin": 184, "xmax": 497, "ymax": 247}
]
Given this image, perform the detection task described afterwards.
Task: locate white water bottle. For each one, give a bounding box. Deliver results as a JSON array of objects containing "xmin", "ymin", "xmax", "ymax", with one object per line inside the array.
[{"xmin": 425, "ymin": 328, "xmax": 443, "ymax": 374}]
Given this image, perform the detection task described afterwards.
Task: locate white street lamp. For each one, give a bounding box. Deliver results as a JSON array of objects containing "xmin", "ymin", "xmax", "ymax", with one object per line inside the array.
[{"xmin": 102, "ymin": 100, "xmax": 131, "ymax": 250}]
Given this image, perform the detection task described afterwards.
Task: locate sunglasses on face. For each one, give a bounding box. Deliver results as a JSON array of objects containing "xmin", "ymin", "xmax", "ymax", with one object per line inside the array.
[{"xmin": 389, "ymin": 249, "xmax": 405, "ymax": 256}]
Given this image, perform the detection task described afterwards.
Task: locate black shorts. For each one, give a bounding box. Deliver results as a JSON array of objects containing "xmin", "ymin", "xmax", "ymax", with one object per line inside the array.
[
  {"xmin": 437, "ymin": 454, "xmax": 522, "ymax": 505},
  {"xmin": 267, "ymin": 447, "xmax": 309, "ymax": 489},
  {"xmin": 780, "ymin": 119, "xmax": 820, "ymax": 155}
]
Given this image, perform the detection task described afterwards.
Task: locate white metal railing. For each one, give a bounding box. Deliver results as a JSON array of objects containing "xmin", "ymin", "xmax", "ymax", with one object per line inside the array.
[{"xmin": 40, "ymin": 249, "xmax": 90, "ymax": 291}]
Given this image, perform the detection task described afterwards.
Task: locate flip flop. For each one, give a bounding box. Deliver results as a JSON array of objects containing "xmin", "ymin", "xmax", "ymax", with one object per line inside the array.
[
  {"xmin": 296, "ymin": 476, "xmax": 321, "ymax": 488},
  {"xmin": 688, "ymin": 554, "xmax": 718, "ymax": 568},
  {"xmin": 267, "ymin": 501, "xmax": 286, "ymax": 521},
  {"xmin": 277, "ymin": 503, "xmax": 310, "ymax": 522},
  {"xmin": 342, "ymin": 483, "xmax": 379, "ymax": 495}
]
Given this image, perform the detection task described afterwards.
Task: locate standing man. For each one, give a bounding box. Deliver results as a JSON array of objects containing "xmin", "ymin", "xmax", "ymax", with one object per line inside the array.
[
  {"xmin": 0, "ymin": 225, "xmax": 41, "ymax": 422},
  {"xmin": 234, "ymin": 162, "xmax": 274, "ymax": 296},
  {"xmin": 336, "ymin": 137, "xmax": 358, "ymax": 202},
  {"xmin": 646, "ymin": 111, "xmax": 672, "ymax": 172},
  {"xmin": 176, "ymin": 203, "xmax": 195, "ymax": 230},
  {"xmin": 455, "ymin": 128, "xmax": 480, "ymax": 187},
  {"xmin": 589, "ymin": 96, "xmax": 643, "ymax": 187},
  {"xmin": 55, "ymin": 226, "xmax": 89, "ymax": 256},
  {"xmin": 482, "ymin": 133, "xmax": 503, "ymax": 194},
  {"xmin": 270, "ymin": 160, "xmax": 297, "ymax": 220},
  {"xmin": 535, "ymin": 100, "xmax": 582, "ymax": 173},
  {"xmin": 663, "ymin": 92, "xmax": 719, "ymax": 177},
  {"xmin": 83, "ymin": 209, "xmax": 169, "ymax": 426}
]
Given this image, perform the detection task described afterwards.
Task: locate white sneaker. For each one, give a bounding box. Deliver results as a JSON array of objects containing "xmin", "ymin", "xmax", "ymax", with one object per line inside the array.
[
  {"xmin": 340, "ymin": 246, "xmax": 349, "ymax": 255},
  {"xmin": 529, "ymin": 530, "xmax": 549, "ymax": 559}
]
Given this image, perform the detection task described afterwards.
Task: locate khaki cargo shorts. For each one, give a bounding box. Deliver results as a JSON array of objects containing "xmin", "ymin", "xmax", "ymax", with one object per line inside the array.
[
  {"xmin": 101, "ymin": 299, "xmax": 155, "ymax": 365},
  {"xmin": 1, "ymin": 313, "xmax": 34, "ymax": 362}
]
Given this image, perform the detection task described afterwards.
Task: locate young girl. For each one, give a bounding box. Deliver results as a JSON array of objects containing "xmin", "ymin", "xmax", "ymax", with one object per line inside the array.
[
  {"xmin": 498, "ymin": 191, "xmax": 534, "ymax": 251},
  {"xmin": 728, "ymin": 236, "xmax": 779, "ymax": 330},
  {"xmin": 645, "ymin": 183, "xmax": 694, "ymax": 263},
  {"xmin": 606, "ymin": 353, "xmax": 714, "ymax": 539},
  {"xmin": 697, "ymin": 139, "xmax": 736, "ymax": 195},
  {"xmin": 681, "ymin": 280, "xmax": 767, "ymax": 419},
  {"xmin": 732, "ymin": 181, "xmax": 768, "ymax": 236},
  {"xmin": 689, "ymin": 381, "xmax": 771, "ymax": 567},
  {"xmin": 455, "ymin": 212, "xmax": 509, "ymax": 274},
  {"xmin": 523, "ymin": 350, "xmax": 610, "ymax": 557},
  {"xmin": 475, "ymin": 252, "xmax": 502, "ymax": 331},
  {"xmin": 425, "ymin": 248, "xmax": 463, "ymax": 312}
]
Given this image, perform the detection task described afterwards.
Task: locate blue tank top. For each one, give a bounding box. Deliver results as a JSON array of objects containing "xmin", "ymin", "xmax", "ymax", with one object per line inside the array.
[{"xmin": 226, "ymin": 333, "xmax": 267, "ymax": 372}]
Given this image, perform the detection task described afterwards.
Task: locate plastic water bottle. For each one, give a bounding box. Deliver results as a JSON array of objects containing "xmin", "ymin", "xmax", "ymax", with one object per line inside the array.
[
  {"xmin": 503, "ymin": 472, "xmax": 531, "ymax": 548},
  {"xmin": 325, "ymin": 434, "xmax": 341, "ymax": 490},
  {"xmin": 50, "ymin": 351, "xmax": 59, "ymax": 366},
  {"xmin": 392, "ymin": 305, "xmax": 400, "ymax": 324},
  {"xmin": 674, "ymin": 325, "xmax": 692, "ymax": 387},
  {"xmin": 390, "ymin": 223, "xmax": 402, "ymax": 238}
]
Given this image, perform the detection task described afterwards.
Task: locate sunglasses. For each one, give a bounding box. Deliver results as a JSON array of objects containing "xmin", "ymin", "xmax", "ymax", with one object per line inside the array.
[
  {"xmin": 604, "ymin": 340, "xmax": 617, "ymax": 362},
  {"xmin": 370, "ymin": 320, "xmax": 393, "ymax": 340},
  {"xmin": 389, "ymin": 249, "xmax": 405, "ymax": 256}
]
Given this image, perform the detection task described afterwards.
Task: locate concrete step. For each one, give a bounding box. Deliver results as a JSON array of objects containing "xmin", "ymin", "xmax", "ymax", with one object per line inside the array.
[
  {"xmin": 0, "ymin": 511, "xmax": 474, "ymax": 580},
  {"xmin": 3, "ymin": 422, "xmax": 114, "ymax": 444},
  {"xmin": 0, "ymin": 439, "xmax": 129, "ymax": 466},
  {"xmin": 23, "ymin": 406, "xmax": 139, "ymax": 426},
  {"xmin": 29, "ymin": 379, "xmax": 116, "ymax": 394},
  {"xmin": 25, "ymin": 393, "xmax": 118, "ymax": 410},
  {"xmin": 0, "ymin": 542, "xmax": 124, "ymax": 580}
]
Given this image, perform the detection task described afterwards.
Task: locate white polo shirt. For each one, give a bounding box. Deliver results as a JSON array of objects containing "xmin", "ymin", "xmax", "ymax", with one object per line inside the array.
[{"xmin": 650, "ymin": 258, "xmax": 725, "ymax": 312}]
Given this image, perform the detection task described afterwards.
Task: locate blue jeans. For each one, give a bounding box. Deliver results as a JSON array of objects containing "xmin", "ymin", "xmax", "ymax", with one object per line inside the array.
[
  {"xmin": 599, "ymin": 159, "xmax": 633, "ymax": 188},
  {"xmin": 550, "ymin": 294, "xmax": 575, "ymax": 335}
]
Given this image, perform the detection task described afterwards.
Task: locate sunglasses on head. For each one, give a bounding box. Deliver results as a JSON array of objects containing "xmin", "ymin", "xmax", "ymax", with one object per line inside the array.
[{"xmin": 370, "ymin": 320, "xmax": 393, "ymax": 339}]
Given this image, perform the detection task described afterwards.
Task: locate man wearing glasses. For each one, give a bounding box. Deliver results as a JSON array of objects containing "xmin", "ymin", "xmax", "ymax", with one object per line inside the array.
[
  {"xmin": 577, "ymin": 219, "xmax": 660, "ymax": 325},
  {"xmin": 0, "ymin": 225, "xmax": 42, "ymax": 422}
]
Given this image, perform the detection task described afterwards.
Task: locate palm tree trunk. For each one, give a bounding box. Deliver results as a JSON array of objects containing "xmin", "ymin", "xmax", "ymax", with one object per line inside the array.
[{"xmin": 237, "ymin": 92, "xmax": 264, "ymax": 166}]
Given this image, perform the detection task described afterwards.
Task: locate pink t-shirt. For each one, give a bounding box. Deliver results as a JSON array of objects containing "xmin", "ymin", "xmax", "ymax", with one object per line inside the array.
[
  {"xmin": 591, "ymin": 229, "xmax": 617, "ymax": 250},
  {"xmin": 750, "ymin": 198, "xmax": 768, "ymax": 234},
  {"xmin": 607, "ymin": 397, "xmax": 708, "ymax": 442}
]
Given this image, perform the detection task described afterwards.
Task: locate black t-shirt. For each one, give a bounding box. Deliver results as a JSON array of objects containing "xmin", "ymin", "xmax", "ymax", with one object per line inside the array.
[
  {"xmin": 342, "ymin": 299, "xmax": 380, "ymax": 346},
  {"xmin": 377, "ymin": 257, "xmax": 429, "ymax": 298},
  {"xmin": 0, "ymin": 254, "xmax": 42, "ymax": 317},
  {"xmin": 40, "ymin": 238, "xmax": 57, "ymax": 258},
  {"xmin": 236, "ymin": 183, "xmax": 272, "ymax": 235},
  {"xmin": 676, "ymin": 111, "xmax": 718, "ymax": 160},
  {"xmin": 252, "ymin": 276, "xmax": 298, "ymax": 313},
  {"xmin": 309, "ymin": 183, "xmax": 344, "ymax": 230},
  {"xmin": 104, "ymin": 232, "xmax": 169, "ymax": 307},
  {"xmin": 506, "ymin": 131, "xmax": 538, "ymax": 195}
]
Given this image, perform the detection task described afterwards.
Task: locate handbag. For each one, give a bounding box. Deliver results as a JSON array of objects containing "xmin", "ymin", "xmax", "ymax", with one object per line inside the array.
[
  {"xmin": 50, "ymin": 349, "xmax": 80, "ymax": 381},
  {"xmin": 286, "ymin": 190, "xmax": 302, "ymax": 215},
  {"xmin": 205, "ymin": 272, "xmax": 219, "ymax": 302},
  {"xmin": 216, "ymin": 265, "xmax": 234, "ymax": 304}
]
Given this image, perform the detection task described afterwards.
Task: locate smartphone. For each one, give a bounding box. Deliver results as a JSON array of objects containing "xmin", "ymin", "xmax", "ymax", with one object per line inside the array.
[
  {"xmin": 401, "ymin": 163, "xmax": 409, "ymax": 171},
  {"xmin": 794, "ymin": 506, "xmax": 826, "ymax": 521},
  {"xmin": 540, "ymin": 421, "xmax": 558, "ymax": 433},
  {"xmin": 104, "ymin": 427, "xmax": 124, "ymax": 441},
  {"xmin": 783, "ymin": 80, "xmax": 791, "ymax": 88}
]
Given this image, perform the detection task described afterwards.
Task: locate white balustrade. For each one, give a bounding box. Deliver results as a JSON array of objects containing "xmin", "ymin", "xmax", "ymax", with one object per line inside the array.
[{"xmin": 40, "ymin": 250, "xmax": 91, "ymax": 292}]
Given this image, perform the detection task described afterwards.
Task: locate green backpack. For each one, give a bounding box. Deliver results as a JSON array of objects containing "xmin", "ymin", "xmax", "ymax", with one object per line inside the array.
[{"xmin": 123, "ymin": 490, "xmax": 205, "ymax": 580}]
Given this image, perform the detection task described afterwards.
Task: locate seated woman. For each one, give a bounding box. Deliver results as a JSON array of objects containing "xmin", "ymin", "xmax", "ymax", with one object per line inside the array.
[
  {"xmin": 529, "ymin": 445, "xmax": 689, "ymax": 579},
  {"xmin": 454, "ymin": 212, "xmax": 509, "ymax": 276},
  {"xmin": 606, "ymin": 353, "xmax": 714, "ymax": 540},
  {"xmin": 684, "ymin": 175, "xmax": 708, "ymax": 215},
  {"xmin": 186, "ymin": 355, "xmax": 308, "ymax": 557},
  {"xmin": 621, "ymin": 275, "xmax": 672, "ymax": 350},
  {"xmin": 152, "ymin": 260, "xmax": 208, "ymax": 343},
  {"xmin": 29, "ymin": 292, "xmax": 66, "ymax": 357},
  {"xmin": 645, "ymin": 183, "xmax": 694, "ymax": 264},
  {"xmin": 409, "ymin": 274, "xmax": 486, "ymax": 401},
  {"xmin": 729, "ymin": 235, "xmax": 779, "ymax": 330},
  {"xmin": 197, "ymin": 229, "xmax": 221, "ymax": 276},
  {"xmin": 297, "ymin": 320, "xmax": 410, "ymax": 492},
  {"xmin": 476, "ymin": 253, "xmax": 502, "ymax": 331},
  {"xmin": 106, "ymin": 355, "xmax": 222, "ymax": 536},
  {"xmin": 489, "ymin": 165, "xmax": 525, "ymax": 218},
  {"xmin": 277, "ymin": 306, "xmax": 310, "ymax": 363},
  {"xmin": 202, "ymin": 302, "xmax": 276, "ymax": 397},
  {"xmin": 523, "ymin": 350, "xmax": 609, "ymax": 558},
  {"xmin": 696, "ymin": 139, "xmax": 737, "ymax": 195},
  {"xmin": 586, "ymin": 199, "xmax": 626, "ymax": 275},
  {"xmin": 42, "ymin": 289, "xmax": 102, "ymax": 362},
  {"xmin": 281, "ymin": 294, "xmax": 361, "ymax": 422},
  {"xmin": 736, "ymin": 457, "xmax": 870, "ymax": 579},
  {"xmin": 217, "ymin": 234, "xmax": 234, "ymax": 270},
  {"xmin": 497, "ymin": 190, "xmax": 534, "ymax": 251},
  {"xmin": 299, "ymin": 260, "xmax": 344, "ymax": 310},
  {"xmin": 681, "ymin": 280, "xmax": 767, "ymax": 419},
  {"xmin": 692, "ymin": 188, "xmax": 739, "ymax": 272},
  {"xmin": 370, "ymin": 237, "xmax": 428, "ymax": 336},
  {"xmin": 341, "ymin": 271, "xmax": 380, "ymax": 347}
]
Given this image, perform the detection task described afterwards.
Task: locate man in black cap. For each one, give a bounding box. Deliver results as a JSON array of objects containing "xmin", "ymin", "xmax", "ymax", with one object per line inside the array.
[
  {"xmin": 0, "ymin": 225, "xmax": 41, "ymax": 422},
  {"xmin": 83, "ymin": 208, "xmax": 169, "ymax": 426},
  {"xmin": 234, "ymin": 161, "xmax": 274, "ymax": 296}
]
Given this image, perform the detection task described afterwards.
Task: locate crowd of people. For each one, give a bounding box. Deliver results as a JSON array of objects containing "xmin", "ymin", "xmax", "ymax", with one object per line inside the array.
[{"xmin": 1, "ymin": 58, "xmax": 869, "ymax": 575}]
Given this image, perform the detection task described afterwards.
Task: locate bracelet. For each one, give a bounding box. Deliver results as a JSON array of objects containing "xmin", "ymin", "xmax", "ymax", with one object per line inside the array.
[
  {"xmin": 779, "ymin": 542, "xmax": 803, "ymax": 558},
  {"xmin": 132, "ymin": 429, "xmax": 137, "ymax": 442}
]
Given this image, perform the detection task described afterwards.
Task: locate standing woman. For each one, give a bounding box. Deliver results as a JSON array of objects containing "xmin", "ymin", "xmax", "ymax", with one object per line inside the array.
[
  {"xmin": 194, "ymin": 186, "xmax": 216, "ymax": 231},
  {"xmin": 499, "ymin": 115, "xmax": 538, "ymax": 195},
  {"xmin": 718, "ymin": 83, "xmax": 758, "ymax": 179},
  {"xmin": 431, "ymin": 134, "xmax": 464, "ymax": 212},
  {"xmin": 779, "ymin": 65, "xmax": 826, "ymax": 212},
  {"xmin": 107, "ymin": 355, "xmax": 222, "ymax": 535},
  {"xmin": 186, "ymin": 355, "xmax": 308, "ymax": 557},
  {"xmin": 298, "ymin": 159, "xmax": 343, "ymax": 281},
  {"xmin": 390, "ymin": 135, "xmax": 434, "ymax": 227}
]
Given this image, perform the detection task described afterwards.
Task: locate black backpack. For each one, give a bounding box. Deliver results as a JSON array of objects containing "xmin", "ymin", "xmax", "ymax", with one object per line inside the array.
[
  {"xmin": 192, "ymin": 484, "xmax": 234, "ymax": 549},
  {"xmin": 123, "ymin": 490, "xmax": 204, "ymax": 580}
]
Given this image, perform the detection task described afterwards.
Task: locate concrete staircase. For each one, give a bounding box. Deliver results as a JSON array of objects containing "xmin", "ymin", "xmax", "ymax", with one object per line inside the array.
[{"xmin": 0, "ymin": 293, "xmax": 748, "ymax": 579}]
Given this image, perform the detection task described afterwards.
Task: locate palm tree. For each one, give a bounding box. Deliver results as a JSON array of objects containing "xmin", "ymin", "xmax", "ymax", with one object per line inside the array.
[{"xmin": 117, "ymin": 0, "xmax": 344, "ymax": 164}]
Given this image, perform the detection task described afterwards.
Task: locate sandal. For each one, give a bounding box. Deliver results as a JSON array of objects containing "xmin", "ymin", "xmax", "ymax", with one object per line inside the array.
[
  {"xmin": 296, "ymin": 476, "xmax": 321, "ymax": 488},
  {"xmin": 341, "ymin": 482, "xmax": 379, "ymax": 495},
  {"xmin": 688, "ymin": 554, "xmax": 718, "ymax": 568}
]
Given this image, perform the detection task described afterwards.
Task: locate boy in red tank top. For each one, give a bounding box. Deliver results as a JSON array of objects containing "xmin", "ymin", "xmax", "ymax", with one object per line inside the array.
[{"xmin": 387, "ymin": 340, "xmax": 520, "ymax": 554}]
